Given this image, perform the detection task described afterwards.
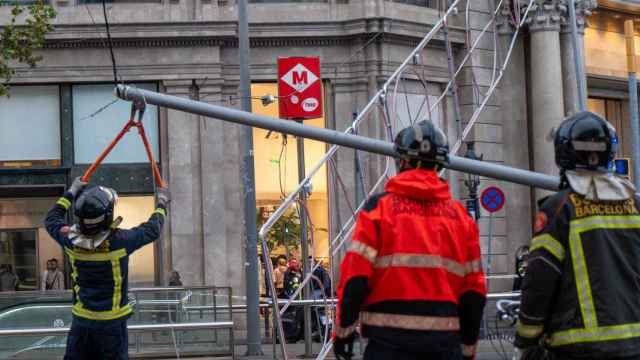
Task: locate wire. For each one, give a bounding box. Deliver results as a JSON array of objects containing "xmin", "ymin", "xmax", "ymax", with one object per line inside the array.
[{"xmin": 101, "ymin": 0, "xmax": 120, "ymax": 93}]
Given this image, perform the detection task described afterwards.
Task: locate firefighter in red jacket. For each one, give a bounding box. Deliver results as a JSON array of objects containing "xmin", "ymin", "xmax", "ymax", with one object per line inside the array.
[{"xmin": 333, "ymin": 120, "xmax": 487, "ymax": 360}]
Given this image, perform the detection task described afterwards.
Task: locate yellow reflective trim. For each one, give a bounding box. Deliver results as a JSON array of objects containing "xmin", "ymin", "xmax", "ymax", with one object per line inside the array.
[
  {"xmin": 568, "ymin": 215, "xmax": 640, "ymax": 330},
  {"xmin": 65, "ymin": 248, "xmax": 126, "ymax": 262},
  {"xmin": 72, "ymin": 304, "xmax": 133, "ymax": 321},
  {"xmin": 111, "ymin": 259, "xmax": 123, "ymax": 310},
  {"xmin": 551, "ymin": 322, "xmax": 640, "ymax": 347},
  {"xmin": 57, "ymin": 197, "xmax": 71, "ymax": 210},
  {"xmin": 67, "ymin": 251, "xmax": 83, "ymax": 308},
  {"xmin": 570, "ymin": 229, "xmax": 596, "ymax": 328},
  {"xmin": 517, "ymin": 322, "xmax": 544, "ymax": 338},
  {"xmin": 153, "ymin": 208, "xmax": 166, "ymax": 217},
  {"xmin": 530, "ymin": 234, "xmax": 565, "ymax": 261}
]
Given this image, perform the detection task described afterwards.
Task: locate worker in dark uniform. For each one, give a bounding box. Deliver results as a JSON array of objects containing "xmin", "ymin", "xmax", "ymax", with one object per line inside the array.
[
  {"xmin": 45, "ymin": 178, "xmax": 170, "ymax": 360},
  {"xmin": 333, "ymin": 120, "xmax": 487, "ymax": 360},
  {"xmin": 515, "ymin": 111, "xmax": 640, "ymax": 359}
]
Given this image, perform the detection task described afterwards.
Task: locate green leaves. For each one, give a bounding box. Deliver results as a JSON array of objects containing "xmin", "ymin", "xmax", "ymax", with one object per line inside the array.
[{"xmin": 1, "ymin": 0, "xmax": 56, "ymax": 96}]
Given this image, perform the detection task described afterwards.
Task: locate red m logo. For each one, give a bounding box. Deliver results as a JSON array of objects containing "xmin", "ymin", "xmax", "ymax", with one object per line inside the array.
[{"xmin": 292, "ymin": 71, "xmax": 308, "ymax": 85}]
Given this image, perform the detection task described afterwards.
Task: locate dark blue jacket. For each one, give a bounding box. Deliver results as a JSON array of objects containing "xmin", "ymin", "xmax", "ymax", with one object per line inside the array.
[{"xmin": 45, "ymin": 191, "xmax": 166, "ymax": 324}]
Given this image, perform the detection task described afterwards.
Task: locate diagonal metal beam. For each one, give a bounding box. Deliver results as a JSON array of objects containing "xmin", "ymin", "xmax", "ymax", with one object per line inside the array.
[{"xmin": 116, "ymin": 84, "xmax": 560, "ymax": 191}]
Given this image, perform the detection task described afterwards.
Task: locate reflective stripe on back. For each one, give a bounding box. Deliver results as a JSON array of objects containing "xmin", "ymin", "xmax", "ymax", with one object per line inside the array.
[{"xmin": 554, "ymin": 215, "xmax": 640, "ymax": 345}]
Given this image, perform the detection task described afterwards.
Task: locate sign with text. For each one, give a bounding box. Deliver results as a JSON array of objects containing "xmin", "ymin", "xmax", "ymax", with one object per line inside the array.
[{"xmin": 277, "ymin": 57, "xmax": 323, "ymax": 119}]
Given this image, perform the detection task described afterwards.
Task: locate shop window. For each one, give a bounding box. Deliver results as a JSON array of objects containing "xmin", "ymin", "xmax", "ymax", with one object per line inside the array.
[
  {"xmin": 0, "ymin": 85, "xmax": 61, "ymax": 168},
  {"xmin": 73, "ymin": 83, "xmax": 159, "ymax": 165},
  {"xmin": 115, "ymin": 196, "xmax": 156, "ymax": 286},
  {"xmin": 0, "ymin": 198, "xmax": 64, "ymax": 291},
  {"xmin": 0, "ymin": 230, "xmax": 38, "ymax": 291},
  {"xmin": 251, "ymin": 83, "xmax": 329, "ymax": 261}
]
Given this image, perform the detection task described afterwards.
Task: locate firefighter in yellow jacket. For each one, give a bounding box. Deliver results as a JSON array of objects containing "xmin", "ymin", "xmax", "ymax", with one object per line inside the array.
[{"xmin": 515, "ymin": 111, "xmax": 640, "ymax": 359}]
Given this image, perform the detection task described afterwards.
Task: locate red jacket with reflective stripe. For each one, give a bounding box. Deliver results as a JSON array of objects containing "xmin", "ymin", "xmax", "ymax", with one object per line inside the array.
[{"xmin": 335, "ymin": 169, "xmax": 486, "ymax": 355}]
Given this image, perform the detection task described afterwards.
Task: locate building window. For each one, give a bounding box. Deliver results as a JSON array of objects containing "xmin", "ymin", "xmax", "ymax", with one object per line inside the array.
[
  {"xmin": 251, "ymin": 83, "xmax": 329, "ymax": 263},
  {"xmin": 116, "ymin": 196, "xmax": 156, "ymax": 286},
  {"xmin": 0, "ymin": 229, "xmax": 38, "ymax": 291},
  {"xmin": 0, "ymin": 85, "xmax": 61, "ymax": 168},
  {"xmin": 585, "ymin": 9, "xmax": 639, "ymax": 78},
  {"xmin": 0, "ymin": 198, "xmax": 64, "ymax": 291},
  {"xmin": 73, "ymin": 83, "xmax": 159, "ymax": 165},
  {"xmin": 393, "ymin": 92, "xmax": 442, "ymax": 136}
]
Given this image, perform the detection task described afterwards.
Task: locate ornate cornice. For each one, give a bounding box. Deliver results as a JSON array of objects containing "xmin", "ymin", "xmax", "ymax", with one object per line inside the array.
[
  {"xmin": 523, "ymin": 0, "xmax": 564, "ymax": 33},
  {"xmin": 559, "ymin": 0, "xmax": 597, "ymax": 34},
  {"xmin": 41, "ymin": 17, "xmax": 465, "ymax": 50}
]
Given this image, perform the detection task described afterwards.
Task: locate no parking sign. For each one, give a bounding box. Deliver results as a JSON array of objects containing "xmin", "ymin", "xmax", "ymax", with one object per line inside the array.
[{"xmin": 480, "ymin": 186, "xmax": 505, "ymax": 213}]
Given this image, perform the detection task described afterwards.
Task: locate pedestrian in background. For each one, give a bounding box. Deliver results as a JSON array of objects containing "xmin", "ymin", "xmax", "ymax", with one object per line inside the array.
[{"xmin": 42, "ymin": 258, "xmax": 64, "ymax": 290}]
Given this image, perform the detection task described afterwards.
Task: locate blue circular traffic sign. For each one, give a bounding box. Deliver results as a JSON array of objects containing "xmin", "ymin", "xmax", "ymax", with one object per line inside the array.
[{"xmin": 480, "ymin": 186, "xmax": 505, "ymax": 213}]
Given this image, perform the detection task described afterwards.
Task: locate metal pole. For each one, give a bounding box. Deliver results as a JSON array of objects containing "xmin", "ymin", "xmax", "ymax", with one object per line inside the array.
[
  {"xmin": 626, "ymin": 20, "xmax": 640, "ymax": 189},
  {"xmin": 568, "ymin": 0, "xmax": 587, "ymax": 111},
  {"xmin": 296, "ymin": 121, "xmax": 313, "ymax": 357},
  {"xmin": 116, "ymin": 85, "xmax": 561, "ymax": 191},
  {"xmin": 238, "ymin": 0, "xmax": 262, "ymax": 353}
]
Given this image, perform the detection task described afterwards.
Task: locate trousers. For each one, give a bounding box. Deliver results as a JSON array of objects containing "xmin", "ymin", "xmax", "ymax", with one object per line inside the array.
[
  {"xmin": 363, "ymin": 340, "xmax": 463, "ymax": 360},
  {"xmin": 64, "ymin": 319, "xmax": 128, "ymax": 360}
]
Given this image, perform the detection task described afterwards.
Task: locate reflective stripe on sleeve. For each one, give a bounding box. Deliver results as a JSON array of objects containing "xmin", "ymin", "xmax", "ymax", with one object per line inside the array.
[
  {"xmin": 530, "ymin": 234, "xmax": 565, "ymax": 262},
  {"xmin": 57, "ymin": 197, "xmax": 72, "ymax": 210},
  {"xmin": 154, "ymin": 208, "xmax": 166, "ymax": 217},
  {"xmin": 360, "ymin": 312, "xmax": 459, "ymax": 331},
  {"xmin": 347, "ymin": 240, "xmax": 378, "ymax": 263},
  {"xmin": 517, "ymin": 322, "xmax": 544, "ymax": 338}
]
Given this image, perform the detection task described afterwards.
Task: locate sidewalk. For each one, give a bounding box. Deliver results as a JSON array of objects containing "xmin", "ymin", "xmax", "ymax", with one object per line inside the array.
[{"xmin": 168, "ymin": 340, "xmax": 515, "ymax": 360}]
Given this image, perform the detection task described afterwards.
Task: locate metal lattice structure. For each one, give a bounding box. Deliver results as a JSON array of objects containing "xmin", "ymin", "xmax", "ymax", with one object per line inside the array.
[{"xmin": 258, "ymin": 1, "xmax": 536, "ymax": 359}]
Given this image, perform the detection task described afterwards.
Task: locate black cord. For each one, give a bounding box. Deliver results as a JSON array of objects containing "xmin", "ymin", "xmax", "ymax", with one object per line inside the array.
[
  {"xmin": 101, "ymin": 0, "xmax": 120, "ymax": 95},
  {"xmin": 278, "ymin": 137, "xmax": 287, "ymax": 199}
]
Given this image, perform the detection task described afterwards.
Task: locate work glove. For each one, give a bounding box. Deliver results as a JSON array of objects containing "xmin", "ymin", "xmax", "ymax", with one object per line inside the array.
[
  {"xmin": 156, "ymin": 186, "xmax": 171, "ymax": 208},
  {"xmin": 333, "ymin": 333, "xmax": 355, "ymax": 360},
  {"xmin": 68, "ymin": 177, "xmax": 88, "ymax": 198},
  {"xmin": 519, "ymin": 345, "xmax": 552, "ymax": 360}
]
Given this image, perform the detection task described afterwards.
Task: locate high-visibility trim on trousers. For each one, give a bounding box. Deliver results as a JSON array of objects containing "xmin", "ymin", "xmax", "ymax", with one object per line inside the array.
[{"xmin": 360, "ymin": 312, "xmax": 460, "ymax": 331}]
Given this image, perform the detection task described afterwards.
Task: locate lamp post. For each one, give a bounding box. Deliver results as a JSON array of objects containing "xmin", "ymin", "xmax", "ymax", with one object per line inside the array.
[{"xmin": 464, "ymin": 141, "xmax": 482, "ymax": 222}]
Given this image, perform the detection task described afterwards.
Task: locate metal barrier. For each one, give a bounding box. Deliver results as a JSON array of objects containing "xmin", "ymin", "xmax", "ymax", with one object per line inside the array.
[
  {"xmin": 0, "ymin": 286, "xmax": 235, "ymax": 359},
  {"xmin": 0, "ymin": 322, "xmax": 235, "ymax": 359}
]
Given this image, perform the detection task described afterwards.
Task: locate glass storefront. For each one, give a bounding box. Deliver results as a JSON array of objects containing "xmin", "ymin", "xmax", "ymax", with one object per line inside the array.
[
  {"xmin": 0, "ymin": 198, "xmax": 63, "ymax": 291},
  {"xmin": 0, "ymin": 196, "xmax": 157, "ymax": 290},
  {"xmin": 251, "ymin": 83, "xmax": 329, "ymax": 264},
  {"xmin": 115, "ymin": 196, "xmax": 156, "ymax": 286}
]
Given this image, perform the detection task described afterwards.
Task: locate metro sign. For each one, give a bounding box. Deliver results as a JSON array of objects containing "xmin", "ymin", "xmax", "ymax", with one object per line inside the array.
[{"xmin": 278, "ymin": 57, "xmax": 323, "ymax": 119}]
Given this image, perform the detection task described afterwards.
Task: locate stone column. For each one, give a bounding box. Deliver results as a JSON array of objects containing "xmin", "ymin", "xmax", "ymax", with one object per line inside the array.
[
  {"xmin": 163, "ymin": 80, "xmax": 206, "ymax": 286},
  {"xmin": 497, "ymin": 1, "xmax": 532, "ymax": 285},
  {"xmin": 560, "ymin": 0, "xmax": 596, "ymax": 115},
  {"xmin": 526, "ymin": 0, "xmax": 565, "ymax": 196}
]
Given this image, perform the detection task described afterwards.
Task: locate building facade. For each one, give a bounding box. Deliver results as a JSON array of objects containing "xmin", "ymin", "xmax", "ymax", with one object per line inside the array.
[{"xmin": 0, "ymin": 0, "xmax": 638, "ymax": 302}]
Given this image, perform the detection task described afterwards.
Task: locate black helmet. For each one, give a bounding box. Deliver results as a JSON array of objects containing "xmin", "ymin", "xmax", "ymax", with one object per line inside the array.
[
  {"xmin": 394, "ymin": 120, "xmax": 449, "ymax": 170},
  {"xmin": 73, "ymin": 186, "xmax": 118, "ymax": 236},
  {"xmin": 554, "ymin": 111, "xmax": 617, "ymax": 172}
]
